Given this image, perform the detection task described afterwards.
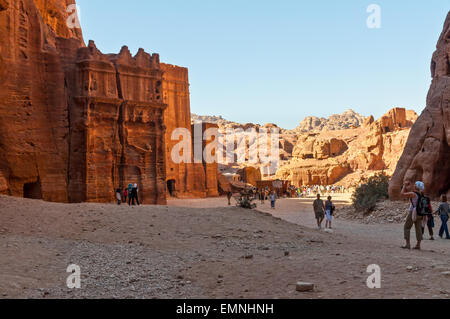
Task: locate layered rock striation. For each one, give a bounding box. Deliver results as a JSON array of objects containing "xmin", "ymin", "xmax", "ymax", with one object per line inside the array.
[{"xmin": 0, "ymin": 0, "xmax": 84, "ymax": 202}]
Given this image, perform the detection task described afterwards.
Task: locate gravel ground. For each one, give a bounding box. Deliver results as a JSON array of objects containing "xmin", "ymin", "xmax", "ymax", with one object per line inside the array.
[
  {"xmin": 1, "ymin": 195, "xmax": 450, "ymax": 299},
  {"xmin": 335, "ymin": 199, "xmax": 441, "ymax": 225}
]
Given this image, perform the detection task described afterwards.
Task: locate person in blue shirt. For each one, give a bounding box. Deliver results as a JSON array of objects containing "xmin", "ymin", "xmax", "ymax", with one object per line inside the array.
[
  {"xmin": 269, "ymin": 191, "xmax": 276, "ymax": 209},
  {"xmin": 325, "ymin": 196, "xmax": 335, "ymax": 229},
  {"xmin": 436, "ymin": 194, "xmax": 450, "ymax": 239}
]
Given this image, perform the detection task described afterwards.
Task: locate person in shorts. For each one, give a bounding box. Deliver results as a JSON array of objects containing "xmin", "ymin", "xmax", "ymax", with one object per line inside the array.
[
  {"xmin": 313, "ymin": 194, "xmax": 325, "ymax": 230},
  {"xmin": 325, "ymin": 196, "xmax": 335, "ymax": 229}
]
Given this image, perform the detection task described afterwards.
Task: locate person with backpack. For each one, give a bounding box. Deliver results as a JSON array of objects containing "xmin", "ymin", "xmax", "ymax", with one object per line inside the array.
[
  {"xmin": 130, "ymin": 183, "xmax": 140, "ymax": 206},
  {"xmin": 436, "ymin": 194, "xmax": 450, "ymax": 239},
  {"xmin": 127, "ymin": 183, "xmax": 133, "ymax": 205},
  {"xmin": 422, "ymin": 199, "xmax": 435, "ymax": 240},
  {"xmin": 325, "ymin": 196, "xmax": 335, "ymax": 230},
  {"xmin": 401, "ymin": 181, "xmax": 429, "ymax": 250}
]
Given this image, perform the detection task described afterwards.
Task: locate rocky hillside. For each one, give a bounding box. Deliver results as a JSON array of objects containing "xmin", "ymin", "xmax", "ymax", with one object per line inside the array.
[
  {"xmin": 193, "ymin": 108, "xmax": 418, "ymax": 187},
  {"xmin": 293, "ymin": 109, "xmax": 366, "ymax": 133},
  {"xmin": 191, "ymin": 114, "xmax": 230, "ymax": 125},
  {"xmin": 192, "ymin": 110, "xmax": 372, "ymax": 165},
  {"xmin": 192, "ymin": 114, "xmax": 298, "ymax": 166},
  {"xmin": 193, "ymin": 109, "xmax": 370, "ymax": 133},
  {"xmin": 276, "ymin": 108, "xmax": 418, "ymax": 187}
]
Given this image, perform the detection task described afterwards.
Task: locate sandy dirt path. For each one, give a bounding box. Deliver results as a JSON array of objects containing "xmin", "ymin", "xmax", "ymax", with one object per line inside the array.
[
  {"xmin": 0, "ymin": 195, "xmax": 449, "ymax": 299},
  {"xmin": 169, "ymin": 195, "xmax": 450, "ymax": 250}
]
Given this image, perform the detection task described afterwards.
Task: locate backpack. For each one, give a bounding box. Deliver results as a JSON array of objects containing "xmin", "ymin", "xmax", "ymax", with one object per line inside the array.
[{"xmin": 415, "ymin": 192, "xmax": 431, "ymax": 217}]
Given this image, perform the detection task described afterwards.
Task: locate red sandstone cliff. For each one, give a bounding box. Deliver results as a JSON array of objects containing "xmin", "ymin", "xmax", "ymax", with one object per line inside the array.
[
  {"xmin": 0, "ymin": 0, "xmax": 218, "ymax": 203},
  {"xmin": 0, "ymin": 0, "xmax": 83, "ymax": 201},
  {"xmin": 161, "ymin": 64, "xmax": 219, "ymax": 198},
  {"xmin": 389, "ymin": 12, "xmax": 450, "ymax": 199}
]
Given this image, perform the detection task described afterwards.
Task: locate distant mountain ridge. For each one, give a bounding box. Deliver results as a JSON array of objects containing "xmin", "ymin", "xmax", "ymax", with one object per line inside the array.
[
  {"xmin": 192, "ymin": 109, "xmax": 368, "ymax": 133},
  {"xmin": 191, "ymin": 114, "xmax": 230, "ymax": 125},
  {"xmin": 293, "ymin": 109, "xmax": 366, "ymax": 133}
]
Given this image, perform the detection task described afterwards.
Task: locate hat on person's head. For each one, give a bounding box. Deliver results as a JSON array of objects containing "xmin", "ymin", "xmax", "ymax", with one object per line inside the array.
[{"xmin": 415, "ymin": 181, "xmax": 425, "ymax": 191}]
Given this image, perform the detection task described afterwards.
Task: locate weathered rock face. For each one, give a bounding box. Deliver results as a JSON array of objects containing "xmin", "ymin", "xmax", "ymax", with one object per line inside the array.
[
  {"xmin": 237, "ymin": 167, "xmax": 262, "ymax": 187},
  {"xmin": 378, "ymin": 108, "xmax": 415, "ymax": 133},
  {"xmin": 162, "ymin": 65, "xmax": 219, "ymax": 198},
  {"xmin": 293, "ymin": 136, "xmax": 348, "ymax": 160},
  {"xmin": 193, "ymin": 117, "xmax": 299, "ymax": 182},
  {"xmin": 0, "ymin": 0, "xmax": 83, "ymax": 202},
  {"xmin": 33, "ymin": 0, "xmax": 83, "ymax": 40},
  {"xmin": 0, "ymin": 0, "xmax": 218, "ymax": 203},
  {"xmin": 277, "ymin": 108, "xmax": 418, "ymax": 187},
  {"xmin": 64, "ymin": 42, "xmax": 167, "ymax": 204},
  {"xmin": 294, "ymin": 109, "xmax": 366, "ymax": 133},
  {"xmin": 0, "ymin": 0, "xmax": 8, "ymax": 11},
  {"xmin": 198, "ymin": 122, "xmax": 219, "ymax": 197},
  {"xmin": 195, "ymin": 108, "xmax": 416, "ymax": 187},
  {"xmin": 390, "ymin": 13, "xmax": 450, "ymax": 199}
]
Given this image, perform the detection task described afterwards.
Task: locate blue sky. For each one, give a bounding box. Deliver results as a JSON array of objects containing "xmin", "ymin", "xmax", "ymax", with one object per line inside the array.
[{"xmin": 76, "ymin": 1, "xmax": 449, "ymax": 129}]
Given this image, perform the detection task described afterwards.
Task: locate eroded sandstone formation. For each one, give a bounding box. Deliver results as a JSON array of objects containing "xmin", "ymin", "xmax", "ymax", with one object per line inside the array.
[
  {"xmin": 198, "ymin": 108, "xmax": 417, "ymax": 188},
  {"xmin": 276, "ymin": 108, "xmax": 418, "ymax": 187},
  {"xmin": 0, "ymin": 0, "xmax": 8, "ymax": 11},
  {"xmin": 64, "ymin": 42, "xmax": 167, "ymax": 204},
  {"xmin": 237, "ymin": 167, "xmax": 262, "ymax": 187},
  {"xmin": 0, "ymin": 0, "xmax": 218, "ymax": 203},
  {"xmin": 0, "ymin": 0, "xmax": 83, "ymax": 202},
  {"xmin": 389, "ymin": 13, "xmax": 450, "ymax": 199},
  {"xmin": 163, "ymin": 65, "xmax": 218, "ymax": 198},
  {"xmin": 294, "ymin": 109, "xmax": 366, "ymax": 133}
]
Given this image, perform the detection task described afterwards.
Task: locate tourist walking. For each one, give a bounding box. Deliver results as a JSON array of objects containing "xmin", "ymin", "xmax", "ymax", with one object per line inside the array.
[
  {"xmin": 227, "ymin": 191, "xmax": 233, "ymax": 206},
  {"xmin": 313, "ymin": 194, "xmax": 325, "ymax": 230},
  {"xmin": 325, "ymin": 196, "xmax": 335, "ymax": 229},
  {"xmin": 115, "ymin": 188, "xmax": 122, "ymax": 205},
  {"xmin": 127, "ymin": 183, "xmax": 133, "ymax": 205},
  {"xmin": 130, "ymin": 183, "xmax": 140, "ymax": 206},
  {"xmin": 422, "ymin": 204, "xmax": 435, "ymax": 240},
  {"xmin": 401, "ymin": 181, "xmax": 429, "ymax": 250},
  {"xmin": 123, "ymin": 188, "xmax": 128, "ymax": 204},
  {"xmin": 260, "ymin": 189, "xmax": 265, "ymax": 204},
  {"xmin": 269, "ymin": 191, "xmax": 276, "ymax": 209},
  {"xmin": 436, "ymin": 194, "xmax": 450, "ymax": 239}
]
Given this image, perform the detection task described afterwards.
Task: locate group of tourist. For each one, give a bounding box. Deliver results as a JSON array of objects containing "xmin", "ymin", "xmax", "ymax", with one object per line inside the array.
[
  {"xmin": 298, "ymin": 185, "xmax": 347, "ymax": 198},
  {"xmin": 309, "ymin": 180, "xmax": 450, "ymax": 246},
  {"xmin": 226, "ymin": 188, "xmax": 278, "ymax": 209},
  {"xmin": 227, "ymin": 179, "xmax": 449, "ymax": 247},
  {"xmin": 313, "ymin": 194, "xmax": 336, "ymax": 230},
  {"xmin": 401, "ymin": 181, "xmax": 450, "ymax": 250},
  {"xmin": 115, "ymin": 184, "xmax": 140, "ymax": 206}
]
